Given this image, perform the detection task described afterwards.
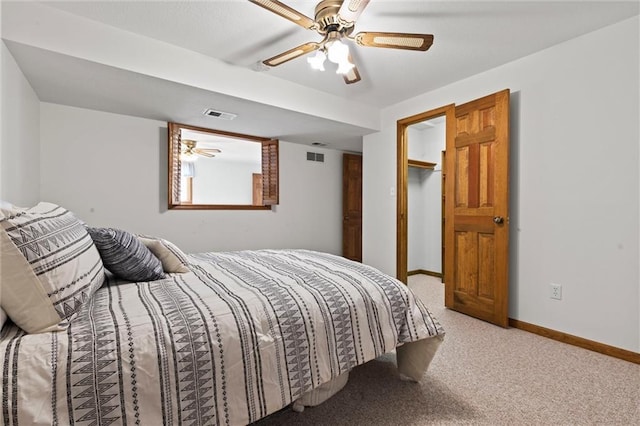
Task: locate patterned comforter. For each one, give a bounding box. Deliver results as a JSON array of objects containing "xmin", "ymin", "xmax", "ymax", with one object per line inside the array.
[{"xmin": 1, "ymin": 249, "xmax": 444, "ymax": 425}]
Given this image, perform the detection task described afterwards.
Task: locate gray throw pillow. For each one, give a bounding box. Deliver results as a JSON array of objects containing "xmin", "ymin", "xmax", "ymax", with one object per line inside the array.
[{"xmin": 88, "ymin": 227, "xmax": 165, "ymax": 281}]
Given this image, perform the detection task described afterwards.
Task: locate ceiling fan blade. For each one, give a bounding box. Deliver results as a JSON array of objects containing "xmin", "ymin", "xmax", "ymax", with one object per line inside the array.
[
  {"xmin": 198, "ymin": 148, "xmax": 222, "ymax": 154},
  {"xmin": 249, "ymin": 0, "xmax": 317, "ymax": 30},
  {"xmin": 342, "ymin": 57, "xmax": 361, "ymax": 84},
  {"xmin": 194, "ymin": 149, "xmax": 215, "ymax": 158},
  {"xmin": 338, "ymin": 0, "xmax": 371, "ymax": 24},
  {"xmin": 263, "ymin": 42, "xmax": 320, "ymax": 67},
  {"xmin": 354, "ymin": 32, "xmax": 434, "ymax": 51}
]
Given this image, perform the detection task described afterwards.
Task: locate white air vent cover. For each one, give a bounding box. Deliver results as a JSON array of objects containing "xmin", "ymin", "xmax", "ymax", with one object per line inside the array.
[{"xmin": 203, "ymin": 109, "xmax": 237, "ymax": 120}]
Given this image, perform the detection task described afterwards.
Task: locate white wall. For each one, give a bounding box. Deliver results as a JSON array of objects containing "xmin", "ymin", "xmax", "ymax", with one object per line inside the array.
[
  {"xmin": 1, "ymin": 41, "xmax": 40, "ymax": 206},
  {"xmin": 0, "ymin": 3, "xmax": 3, "ymax": 198},
  {"xmin": 407, "ymin": 167, "xmax": 426, "ymax": 271},
  {"xmin": 40, "ymin": 103, "xmax": 344, "ymax": 255},
  {"xmin": 364, "ymin": 17, "xmax": 640, "ymax": 352},
  {"xmin": 191, "ymin": 158, "xmax": 261, "ymax": 205}
]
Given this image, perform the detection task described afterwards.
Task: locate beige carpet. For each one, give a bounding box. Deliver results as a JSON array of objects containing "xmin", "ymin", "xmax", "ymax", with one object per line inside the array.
[{"xmin": 254, "ymin": 275, "xmax": 640, "ymax": 425}]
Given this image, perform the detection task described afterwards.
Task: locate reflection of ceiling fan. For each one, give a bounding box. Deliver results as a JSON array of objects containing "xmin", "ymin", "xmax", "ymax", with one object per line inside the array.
[
  {"xmin": 180, "ymin": 139, "xmax": 221, "ymax": 161},
  {"xmin": 249, "ymin": 0, "xmax": 434, "ymax": 84}
]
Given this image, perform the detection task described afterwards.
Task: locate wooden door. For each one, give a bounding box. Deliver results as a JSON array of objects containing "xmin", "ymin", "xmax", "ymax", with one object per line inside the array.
[
  {"xmin": 343, "ymin": 153, "xmax": 362, "ymax": 262},
  {"xmin": 252, "ymin": 173, "xmax": 263, "ymax": 206},
  {"xmin": 444, "ymin": 89, "xmax": 510, "ymax": 327}
]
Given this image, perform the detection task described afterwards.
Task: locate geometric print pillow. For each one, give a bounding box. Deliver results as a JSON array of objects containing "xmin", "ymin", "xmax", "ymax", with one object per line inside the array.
[
  {"xmin": 137, "ymin": 234, "xmax": 191, "ymax": 273},
  {"xmin": 87, "ymin": 227, "xmax": 165, "ymax": 282},
  {"xmin": 0, "ymin": 202, "xmax": 105, "ymax": 333}
]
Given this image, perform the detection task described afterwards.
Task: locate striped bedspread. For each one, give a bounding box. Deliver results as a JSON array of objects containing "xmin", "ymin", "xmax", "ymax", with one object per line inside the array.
[{"xmin": 1, "ymin": 249, "xmax": 444, "ymax": 425}]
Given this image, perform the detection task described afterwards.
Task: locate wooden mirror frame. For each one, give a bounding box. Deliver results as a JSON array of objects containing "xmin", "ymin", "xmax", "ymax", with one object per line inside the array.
[{"xmin": 168, "ymin": 122, "xmax": 279, "ymax": 210}]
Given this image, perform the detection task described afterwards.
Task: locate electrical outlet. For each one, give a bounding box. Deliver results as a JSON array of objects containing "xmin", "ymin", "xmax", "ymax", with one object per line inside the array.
[{"xmin": 550, "ymin": 283, "xmax": 562, "ymax": 300}]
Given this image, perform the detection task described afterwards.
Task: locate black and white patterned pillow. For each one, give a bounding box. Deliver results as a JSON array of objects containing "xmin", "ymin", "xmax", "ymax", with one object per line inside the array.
[
  {"xmin": 88, "ymin": 227, "xmax": 165, "ymax": 282},
  {"xmin": 0, "ymin": 202, "xmax": 105, "ymax": 333}
]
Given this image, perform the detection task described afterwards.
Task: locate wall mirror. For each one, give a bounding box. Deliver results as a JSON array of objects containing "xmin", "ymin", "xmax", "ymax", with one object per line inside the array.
[{"xmin": 168, "ymin": 122, "xmax": 279, "ymax": 210}]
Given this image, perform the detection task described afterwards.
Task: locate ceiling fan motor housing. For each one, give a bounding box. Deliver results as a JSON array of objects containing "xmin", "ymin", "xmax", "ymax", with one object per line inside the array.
[
  {"xmin": 315, "ymin": 0, "xmax": 355, "ymax": 35},
  {"xmin": 182, "ymin": 140, "xmax": 197, "ymax": 151}
]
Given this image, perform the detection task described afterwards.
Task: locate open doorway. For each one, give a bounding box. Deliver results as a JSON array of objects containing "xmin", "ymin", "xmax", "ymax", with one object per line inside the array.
[
  {"xmin": 407, "ymin": 116, "xmax": 446, "ymax": 280},
  {"xmin": 396, "ymin": 104, "xmax": 455, "ymax": 285}
]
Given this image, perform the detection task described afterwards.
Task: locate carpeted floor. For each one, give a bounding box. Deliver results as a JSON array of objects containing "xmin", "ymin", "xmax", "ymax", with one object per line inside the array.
[{"xmin": 254, "ymin": 274, "xmax": 640, "ymax": 425}]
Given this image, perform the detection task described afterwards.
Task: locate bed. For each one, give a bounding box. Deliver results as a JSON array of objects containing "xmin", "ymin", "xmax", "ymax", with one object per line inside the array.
[{"xmin": 0, "ymin": 202, "xmax": 444, "ymax": 425}]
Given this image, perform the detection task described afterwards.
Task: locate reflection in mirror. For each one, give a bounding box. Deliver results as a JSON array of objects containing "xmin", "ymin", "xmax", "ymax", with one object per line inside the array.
[{"xmin": 168, "ymin": 123, "xmax": 279, "ymax": 210}]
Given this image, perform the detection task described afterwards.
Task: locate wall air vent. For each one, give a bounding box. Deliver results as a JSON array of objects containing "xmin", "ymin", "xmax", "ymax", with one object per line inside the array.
[
  {"xmin": 203, "ymin": 108, "xmax": 237, "ymax": 120},
  {"xmin": 307, "ymin": 152, "xmax": 325, "ymax": 162}
]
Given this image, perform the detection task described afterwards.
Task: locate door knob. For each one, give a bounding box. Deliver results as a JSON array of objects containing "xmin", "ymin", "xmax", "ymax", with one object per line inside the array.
[{"xmin": 493, "ymin": 216, "xmax": 504, "ymax": 224}]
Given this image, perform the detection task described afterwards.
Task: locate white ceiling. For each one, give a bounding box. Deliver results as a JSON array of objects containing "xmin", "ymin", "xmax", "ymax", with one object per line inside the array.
[{"xmin": 2, "ymin": 1, "xmax": 638, "ymax": 152}]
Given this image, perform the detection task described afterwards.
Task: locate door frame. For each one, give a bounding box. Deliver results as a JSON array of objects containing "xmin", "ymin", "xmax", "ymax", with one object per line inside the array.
[{"xmin": 396, "ymin": 104, "xmax": 455, "ymax": 284}]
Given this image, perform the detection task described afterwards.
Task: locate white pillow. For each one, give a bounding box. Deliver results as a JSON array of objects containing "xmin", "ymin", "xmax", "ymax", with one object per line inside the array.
[
  {"xmin": 0, "ymin": 202, "xmax": 105, "ymax": 333},
  {"xmin": 137, "ymin": 235, "xmax": 190, "ymax": 273},
  {"xmin": 1, "ymin": 203, "xmax": 19, "ymax": 331},
  {"xmin": 0, "ymin": 200, "xmax": 16, "ymax": 211},
  {"xmin": 0, "ymin": 200, "xmax": 23, "ymax": 219}
]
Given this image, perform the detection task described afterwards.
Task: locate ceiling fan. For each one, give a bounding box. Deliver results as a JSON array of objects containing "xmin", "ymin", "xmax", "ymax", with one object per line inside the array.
[
  {"xmin": 249, "ymin": 0, "xmax": 434, "ymax": 84},
  {"xmin": 180, "ymin": 139, "xmax": 221, "ymax": 161}
]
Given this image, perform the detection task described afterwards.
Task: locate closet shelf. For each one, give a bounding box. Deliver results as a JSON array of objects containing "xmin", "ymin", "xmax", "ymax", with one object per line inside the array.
[{"xmin": 408, "ymin": 159, "xmax": 436, "ymax": 170}]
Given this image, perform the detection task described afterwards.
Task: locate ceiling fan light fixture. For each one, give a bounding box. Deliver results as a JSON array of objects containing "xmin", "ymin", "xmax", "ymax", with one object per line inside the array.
[
  {"xmin": 325, "ymin": 36, "xmax": 354, "ymax": 75},
  {"xmin": 326, "ymin": 38, "xmax": 349, "ymax": 64},
  {"xmin": 180, "ymin": 152, "xmax": 198, "ymax": 162},
  {"xmin": 307, "ymin": 50, "xmax": 327, "ymax": 71},
  {"xmin": 335, "ymin": 58, "xmax": 355, "ymax": 75}
]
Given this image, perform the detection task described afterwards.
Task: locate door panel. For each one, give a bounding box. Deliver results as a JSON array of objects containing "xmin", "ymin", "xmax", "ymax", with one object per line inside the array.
[
  {"xmin": 343, "ymin": 153, "xmax": 362, "ymax": 262},
  {"xmin": 445, "ymin": 89, "xmax": 510, "ymax": 327}
]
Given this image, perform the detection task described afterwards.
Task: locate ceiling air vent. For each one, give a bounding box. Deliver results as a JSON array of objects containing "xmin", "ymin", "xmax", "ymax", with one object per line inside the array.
[
  {"xmin": 203, "ymin": 108, "xmax": 237, "ymax": 120},
  {"xmin": 307, "ymin": 152, "xmax": 325, "ymax": 162}
]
